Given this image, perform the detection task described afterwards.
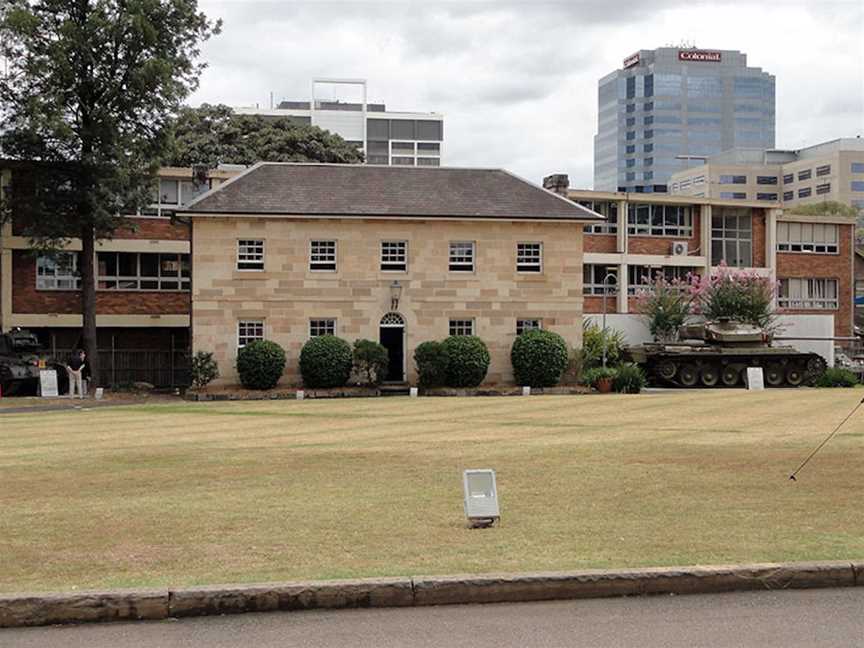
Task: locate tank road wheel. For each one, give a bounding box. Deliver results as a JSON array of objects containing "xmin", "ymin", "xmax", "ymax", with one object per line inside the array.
[
  {"xmin": 656, "ymin": 360, "xmax": 677, "ymax": 382},
  {"xmin": 721, "ymin": 365, "xmax": 741, "ymax": 387},
  {"xmin": 806, "ymin": 355, "xmax": 827, "ymax": 381},
  {"xmin": 700, "ymin": 364, "xmax": 720, "ymax": 387},
  {"xmin": 678, "ymin": 364, "xmax": 699, "ymax": 387},
  {"xmin": 786, "ymin": 365, "xmax": 805, "ymax": 387},
  {"xmin": 765, "ymin": 364, "xmax": 785, "ymax": 387}
]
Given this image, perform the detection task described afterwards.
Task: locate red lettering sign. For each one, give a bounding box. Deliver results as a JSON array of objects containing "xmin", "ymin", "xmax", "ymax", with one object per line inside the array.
[
  {"xmin": 623, "ymin": 52, "xmax": 640, "ymax": 69},
  {"xmin": 678, "ymin": 50, "xmax": 722, "ymax": 63}
]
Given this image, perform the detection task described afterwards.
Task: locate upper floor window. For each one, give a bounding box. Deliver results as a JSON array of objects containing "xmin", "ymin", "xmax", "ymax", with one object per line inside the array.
[
  {"xmin": 580, "ymin": 200, "xmax": 618, "ymax": 234},
  {"xmin": 380, "ymin": 241, "xmax": 408, "ymax": 271},
  {"xmin": 778, "ymin": 278, "xmax": 838, "ymax": 310},
  {"xmin": 140, "ymin": 178, "xmax": 211, "ymax": 217},
  {"xmin": 627, "ymin": 203, "xmax": 693, "ymax": 237},
  {"xmin": 310, "ymin": 240, "xmax": 337, "ymax": 272},
  {"xmin": 777, "ymin": 222, "xmax": 838, "ymax": 254},
  {"xmin": 237, "ymin": 239, "xmax": 264, "ymax": 271},
  {"xmin": 851, "ymin": 181, "xmax": 864, "ymax": 192},
  {"xmin": 816, "ymin": 183, "xmax": 831, "ymax": 195},
  {"xmin": 798, "ymin": 187, "xmax": 812, "ymax": 198},
  {"xmin": 719, "ymin": 175, "xmax": 747, "ymax": 184},
  {"xmin": 449, "ymin": 319, "xmax": 475, "ymax": 336},
  {"xmin": 783, "ymin": 191, "xmax": 794, "ymax": 201},
  {"xmin": 798, "ymin": 169, "xmax": 812, "ymax": 181},
  {"xmin": 756, "ymin": 176, "xmax": 778, "ymax": 185},
  {"xmin": 720, "ymin": 192, "xmax": 747, "ymax": 200},
  {"xmin": 516, "ymin": 319, "xmax": 542, "ymax": 335},
  {"xmin": 516, "ymin": 243, "xmax": 542, "ymax": 273},
  {"xmin": 756, "ymin": 193, "xmax": 778, "ymax": 201},
  {"xmin": 711, "ymin": 209, "xmax": 752, "ymax": 267},
  {"xmin": 815, "ymin": 165, "xmax": 831, "ymax": 177},
  {"xmin": 783, "ymin": 173, "xmax": 794, "ymax": 184},
  {"xmin": 238, "ymin": 320, "xmax": 264, "ymax": 348},
  {"xmin": 583, "ymin": 264, "xmax": 618, "ymax": 295},
  {"xmin": 449, "ymin": 241, "xmax": 475, "ymax": 272},
  {"xmin": 97, "ymin": 252, "xmax": 190, "ymax": 291},
  {"xmin": 851, "ymin": 162, "xmax": 864, "ymax": 173},
  {"xmin": 36, "ymin": 252, "xmax": 80, "ymax": 290},
  {"xmin": 309, "ymin": 319, "xmax": 336, "ymax": 337}
]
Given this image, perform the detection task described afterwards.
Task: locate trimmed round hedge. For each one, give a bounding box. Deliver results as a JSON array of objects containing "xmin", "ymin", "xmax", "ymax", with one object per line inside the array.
[
  {"xmin": 299, "ymin": 335, "xmax": 353, "ymax": 388},
  {"xmin": 441, "ymin": 335, "xmax": 490, "ymax": 387},
  {"xmin": 236, "ymin": 340, "xmax": 286, "ymax": 390},
  {"xmin": 414, "ymin": 340, "xmax": 448, "ymax": 388},
  {"xmin": 510, "ymin": 329, "xmax": 569, "ymax": 387}
]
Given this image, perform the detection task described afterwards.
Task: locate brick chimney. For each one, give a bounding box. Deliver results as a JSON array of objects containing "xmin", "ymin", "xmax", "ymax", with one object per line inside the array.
[{"xmin": 542, "ymin": 173, "xmax": 569, "ymax": 195}]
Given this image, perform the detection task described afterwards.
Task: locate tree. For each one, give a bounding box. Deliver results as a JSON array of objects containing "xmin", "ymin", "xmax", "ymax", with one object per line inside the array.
[
  {"xmin": 0, "ymin": 0, "xmax": 219, "ymax": 383},
  {"xmin": 167, "ymin": 104, "xmax": 364, "ymax": 167}
]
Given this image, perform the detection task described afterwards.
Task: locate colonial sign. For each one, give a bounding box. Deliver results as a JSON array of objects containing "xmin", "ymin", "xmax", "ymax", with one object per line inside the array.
[
  {"xmin": 623, "ymin": 52, "xmax": 640, "ymax": 69},
  {"xmin": 678, "ymin": 50, "xmax": 722, "ymax": 63}
]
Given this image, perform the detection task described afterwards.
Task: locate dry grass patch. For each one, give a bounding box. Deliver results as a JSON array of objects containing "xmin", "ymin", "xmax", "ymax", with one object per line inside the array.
[{"xmin": 1, "ymin": 390, "xmax": 863, "ymax": 593}]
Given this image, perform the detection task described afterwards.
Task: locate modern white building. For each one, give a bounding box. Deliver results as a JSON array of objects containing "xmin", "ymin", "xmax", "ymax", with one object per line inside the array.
[{"xmin": 235, "ymin": 79, "xmax": 444, "ymax": 167}]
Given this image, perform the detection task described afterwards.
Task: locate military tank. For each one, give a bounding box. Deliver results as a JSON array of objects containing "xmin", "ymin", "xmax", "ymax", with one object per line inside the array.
[
  {"xmin": 0, "ymin": 328, "xmax": 67, "ymax": 396},
  {"xmin": 626, "ymin": 319, "xmax": 828, "ymax": 388}
]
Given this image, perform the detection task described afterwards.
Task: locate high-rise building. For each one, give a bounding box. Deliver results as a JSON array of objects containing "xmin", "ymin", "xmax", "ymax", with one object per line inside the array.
[
  {"xmin": 235, "ymin": 79, "xmax": 444, "ymax": 167},
  {"xmin": 594, "ymin": 47, "xmax": 775, "ymax": 193}
]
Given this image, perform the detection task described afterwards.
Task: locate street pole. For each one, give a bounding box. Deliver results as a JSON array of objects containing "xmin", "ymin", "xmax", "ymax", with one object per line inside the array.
[{"xmin": 601, "ymin": 272, "xmax": 617, "ymax": 368}]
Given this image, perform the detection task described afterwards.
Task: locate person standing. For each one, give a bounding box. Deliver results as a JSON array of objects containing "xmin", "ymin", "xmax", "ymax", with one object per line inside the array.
[{"xmin": 66, "ymin": 349, "xmax": 87, "ymax": 399}]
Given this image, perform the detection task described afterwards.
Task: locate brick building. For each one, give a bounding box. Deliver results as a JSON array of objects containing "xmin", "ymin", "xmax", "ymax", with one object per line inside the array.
[
  {"xmin": 0, "ymin": 162, "xmax": 239, "ymax": 386},
  {"xmin": 183, "ymin": 163, "xmax": 600, "ymax": 387}
]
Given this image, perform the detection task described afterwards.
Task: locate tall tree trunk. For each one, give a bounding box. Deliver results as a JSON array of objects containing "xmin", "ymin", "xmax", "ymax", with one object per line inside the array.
[{"xmin": 80, "ymin": 224, "xmax": 98, "ymax": 387}]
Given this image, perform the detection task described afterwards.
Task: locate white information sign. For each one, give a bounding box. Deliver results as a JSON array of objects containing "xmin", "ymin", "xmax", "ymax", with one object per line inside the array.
[
  {"xmin": 463, "ymin": 469, "xmax": 500, "ymax": 524},
  {"xmin": 39, "ymin": 369, "xmax": 59, "ymax": 398},
  {"xmin": 746, "ymin": 367, "xmax": 765, "ymax": 391}
]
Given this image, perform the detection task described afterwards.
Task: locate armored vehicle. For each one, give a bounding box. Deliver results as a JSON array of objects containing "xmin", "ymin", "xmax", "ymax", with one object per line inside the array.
[
  {"xmin": 0, "ymin": 329, "xmax": 67, "ymax": 396},
  {"xmin": 626, "ymin": 319, "xmax": 828, "ymax": 388}
]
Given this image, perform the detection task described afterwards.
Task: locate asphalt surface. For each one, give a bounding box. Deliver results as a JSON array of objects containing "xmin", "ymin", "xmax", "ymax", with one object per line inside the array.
[{"xmin": 3, "ymin": 588, "xmax": 862, "ymax": 648}]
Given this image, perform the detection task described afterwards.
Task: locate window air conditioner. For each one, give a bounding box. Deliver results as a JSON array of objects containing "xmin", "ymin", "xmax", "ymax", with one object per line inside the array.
[{"xmin": 671, "ymin": 241, "xmax": 688, "ymax": 256}]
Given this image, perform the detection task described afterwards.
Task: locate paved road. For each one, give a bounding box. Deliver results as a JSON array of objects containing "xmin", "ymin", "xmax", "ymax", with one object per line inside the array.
[{"xmin": 3, "ymin": 588, "xmax": 862, "ymax": 648}]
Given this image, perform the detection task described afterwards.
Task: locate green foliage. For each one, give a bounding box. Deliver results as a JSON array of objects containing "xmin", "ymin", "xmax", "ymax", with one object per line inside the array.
[
  {"xmin": 814, "ymin": 367, "xmax": 859, "ymax": 388},
  {"xmin": 441, "ymin": 336, "xmax": 490, "ymax": 388},
  {"xmin": 353, "ymin": 339, "xmax": 389, "ymax": 387},
  {"xmin": 299, "ymin": 335, "xmax": 353, "ymax": 389},
  {"xmin": 190, "ymin": 351, "xmax": 219, "ymax": 389},
  {"xmin": 581, "ymin": 366, "xmax": 617, "ymax": 388},
  {"xmin": 635, "ymin": 275, "xmax": 692, "ymax": 341},
  {"xmin": 168, "ymin": 104, "xmax": 364, "ymax": 167},
  {"xmin": 612, "ymin": 363, "xmax": 646, "ymax": 394},
  {"xmin": 788, "ymin": 201, "xmax": 860, "ymax": 220},
  {"xmin": 581, "ymin": 320, "xmax": 626, "ymax": 369},
  {"xmin": 0, "ymin": 0, "xmax": 219, "ymax": 381},
  {"xmin": 510, "ymin": 329, "xmax": 570, "ymax": 387},
  {"xmin": 236, "ymin": 340, "xmax": 286, "ymax": 390},
  {"xmin": 414, "ymin": 341, "xmax": 449, "ymax": 388}
]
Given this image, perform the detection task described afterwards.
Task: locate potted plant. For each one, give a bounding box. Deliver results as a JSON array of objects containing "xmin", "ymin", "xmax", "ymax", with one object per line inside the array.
[{"xmin": 582, "ymin": 366, "xmax": 617, "ymax": 393}]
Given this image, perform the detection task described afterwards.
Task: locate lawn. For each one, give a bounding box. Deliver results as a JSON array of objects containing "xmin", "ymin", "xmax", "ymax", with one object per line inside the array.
[{"xmin": 1, "ymin": 390, "xmax": 863, "ymax": 593}]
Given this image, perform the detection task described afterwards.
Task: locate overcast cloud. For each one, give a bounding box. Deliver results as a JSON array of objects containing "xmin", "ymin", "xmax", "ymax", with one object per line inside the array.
[{"xmin": 191, "ymin": 0, "xmax": 864, "ymax": 188}]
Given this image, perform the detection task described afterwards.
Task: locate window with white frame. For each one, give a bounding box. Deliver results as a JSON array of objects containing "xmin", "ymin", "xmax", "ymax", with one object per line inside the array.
[
  {"xmin": 237, "ymin": 240, "xmax": 264, "ymax": 271},
  {"xmin": 626, "ymin": 265, "xmax": 696, "ymax": 294},
  {"xmin": 237, "ymin": 320, "xmax": 264, "ymax": 348},
  {"xmin": 516, "ymin": 319, "xmax": 542, "ymax": 335},
  {"xmin": 309, "ymin": 319, "xmax": 336, "ymax": 337},
  {"xmin": 627, "ymin": 204, "xmax": 693, "ymax": 237},
  {"xmin": 139, "ymin": 177, "xmax": 210, "ymax": 217},
  {"xmin": 449, "ymin": 241, "xmax": 475, "ymax": 272},
  {"xmin": 579, "ymin": 200, "xmax": 619, "ymax": 234},
  {"xmin": 778, "ymin": 278, "xmax": 838, "ymax": 310},
  {"xmin": 310, "ymin": 240, "xmax": 337, "ymax": 272},
  {"xmin": 36, "ymin": 252, "xmax": 81, "ymax": 290},
  {"xmin": 583, "ymin": 264, "xmax": 618, "ymax": 295},
  {"xmin": 449, "ymin": 319, "xmax": 474, "ymax": 336},
  {"xmin": 516, "ymin": 242, "xmax": 542, "ymax": 273},
  {"xmin": 97, "ymin": 252, "xmax": 190, "ymax": 290},
  {"xmin": 380, "ymin": 241, "xmax": 408, "ymax": 271},
  {"xmin": 777, "ymin": 222, "xmax": 838, "ymax": 254}
]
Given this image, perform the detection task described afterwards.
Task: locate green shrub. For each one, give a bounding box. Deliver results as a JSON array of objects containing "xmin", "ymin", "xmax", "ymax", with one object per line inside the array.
[
  {"xmin": 441, "ymin": 335, "xmax": 490, "ymax": 387},
  {"xmin": 581, "ymin": 366, "xmax": 617, "ymax": 388},
  {"xmin": 814, "ymin": 367, "xmax": 859, "ymax": 388},
  {"xmin": 299, "ymin": 335, "xmax": 353, "ymax": 388},
  {"xmin": 353, "ymin": 339, "xmax": 389, "ymax": 386},
  {"xmin": 511, "ymin": 329, "xmax": 570, "ymax": 387},
  {"xmin": 236, "ymin": 340, "xmax": 286, "ymax": 390},
  {"xmin": 635, "ymin": 274, "xmax": 692, "ymax": 341},
  {"xmin": 414, "ymin": 341, "xmax": 448, "ymax": 388},
  {"xmin": 581, "ymin": 320, "xmax": 626, "ymax": 369},
  {"xmin": 190, "ymin": 350, "xmax": 219, "ymax": 389},
  {"xmin": 612, "ymin": 363, "xmax": 646, "ymax": 393}
]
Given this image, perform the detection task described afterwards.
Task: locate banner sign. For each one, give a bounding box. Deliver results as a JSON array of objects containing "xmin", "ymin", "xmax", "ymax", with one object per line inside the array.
[
  {"xmin": 679, "ymin": 50, "xmax": 722, "ymax": 63},
  {"xmin": 623, "ymin": 52, "xmax": 640, "ymax": 69}
]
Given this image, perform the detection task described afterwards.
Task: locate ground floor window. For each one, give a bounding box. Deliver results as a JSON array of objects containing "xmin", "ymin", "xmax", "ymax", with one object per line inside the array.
[
  {"xmin": 583, "ymin": 264, "xmax": 618, "ymax": 295},
  {"xmin": 778, "ymin": 278, "xmax": 838, "ymax": 310},
  {"xmin": 627, "ymin": 265, "xmax": 696, "ymax": 294},
  {"xmin": 449, "ymin": 319, "xmax": 475, "ymax": 336},
  {"xmin": 238, "ymin": 320, "xmax": 264, "ymax": 348},
  {"xmin": 516, "ymin": 319, "xmax": 542, "ymax": 335},
  {"xmin": 36, "ymin": 252, "xmax": 80, "ymax": 290},
  {"xmin": 309, "ymin": 319, "xmax": 336, "ymax": 337}
]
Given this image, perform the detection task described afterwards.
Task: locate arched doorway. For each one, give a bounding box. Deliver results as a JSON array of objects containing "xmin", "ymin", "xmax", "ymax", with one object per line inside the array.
[{"xmin": 379, "ymin": 312, "xmax": 406, "ymax": 383}]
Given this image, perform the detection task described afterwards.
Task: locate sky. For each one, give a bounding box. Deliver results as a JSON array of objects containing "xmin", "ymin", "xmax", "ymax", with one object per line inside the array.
[{"xmin": 190, "ymin": 0, "xmax": 864, "ymax": 188}]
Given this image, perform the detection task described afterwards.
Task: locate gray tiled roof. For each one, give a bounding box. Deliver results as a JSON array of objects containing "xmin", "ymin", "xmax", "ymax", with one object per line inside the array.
[{"xmin": 184, "ymin": 163, "xmax": 601, "ymax": 222}]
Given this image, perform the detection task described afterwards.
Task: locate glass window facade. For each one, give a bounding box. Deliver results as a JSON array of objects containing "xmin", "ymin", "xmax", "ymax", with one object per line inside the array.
[{"xmin": 711, "ymin": 208, "xmax": 752, "ymax": 267}]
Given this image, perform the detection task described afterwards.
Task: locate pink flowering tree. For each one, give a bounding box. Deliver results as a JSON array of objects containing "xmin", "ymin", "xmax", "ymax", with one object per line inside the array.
[
  {"xmin": 688, "ymin": 263, "xmax": 778, "ymax": 331},
  {"xmin": 635, "ymin": 273, "xmax": 693, "ymax": 342}
]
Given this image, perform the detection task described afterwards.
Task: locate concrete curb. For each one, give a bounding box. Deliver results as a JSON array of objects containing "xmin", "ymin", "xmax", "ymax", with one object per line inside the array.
[{"xmin": 0, "ymin": 561, "xmax": 859, "ymax": 628}]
